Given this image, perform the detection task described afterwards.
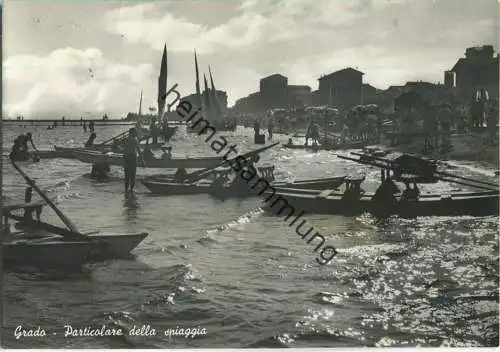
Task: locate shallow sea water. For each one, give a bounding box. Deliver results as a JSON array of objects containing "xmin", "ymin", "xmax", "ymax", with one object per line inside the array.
[{"xmin": 2, "ymin": 123, "xmax": 498, "ymax": 348}]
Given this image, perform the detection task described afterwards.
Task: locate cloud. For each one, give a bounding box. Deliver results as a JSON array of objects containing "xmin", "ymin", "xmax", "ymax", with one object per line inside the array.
[
  {"xmin": 103, "ymin": 0, "xmax": 498, "ymax": 102},
  {"xmin": 3, "ymin": 48, "xmax": 154, "ymax": 118},
  {"xmin": 3, "ymin": 0, "xmax": 497, "ymax": 117}
]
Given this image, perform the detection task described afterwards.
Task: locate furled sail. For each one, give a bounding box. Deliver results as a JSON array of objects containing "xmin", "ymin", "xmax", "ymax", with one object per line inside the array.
[
  {"xmin": 157, "ymin": 44, "xmax": 168, "ymax": 121},
  {"xmin": 194, "ymin": 50, "xmax": 203, "ymax": 111},
  {"xmin": 203, "ymin": 74, "xmax": 212, "ymax": 122},
  {"xmin": 208, "ymin": 66, "xmax": 222, "ymax": 121},
  {"xmin": 138, "ymin": 90, "xmax": 143, "ymax": 117}
]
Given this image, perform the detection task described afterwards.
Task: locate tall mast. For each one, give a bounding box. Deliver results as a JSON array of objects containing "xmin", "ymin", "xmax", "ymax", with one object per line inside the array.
[
  {"xmin": 208, "ymin": 66, "xmax": 222, "ymax": 120},
  {"xmin": 194, "ymin": 50, "xmax": 203, "ymax": 110},
  {"xmin": 138, "ymin": 90, "xmax": 143, "ymax": 116},
  {"xmin": 203, "ymin": 74, "xmax": 212, "ymax": 121},
  {"xmin": 157, "ymin": 44, "xmax": 168, "ymax": 121}
]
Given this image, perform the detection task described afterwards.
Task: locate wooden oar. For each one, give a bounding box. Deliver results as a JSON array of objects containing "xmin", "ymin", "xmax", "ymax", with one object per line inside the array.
[
  {"xmin": 435, "ymin": 170, "xmax": 499, "ymax": 189},
  {"xmin": 97, "ymin": 130, "xmax": 130, "ymax": 146},
  {"xmin": 337, "ymin": 154, "xmax": 392, "ymax": 169},
  {"xmin": 9, "ymin": 157, "xmax": 86, "ymax": 239},
  {"xmin": 337, "ymin": 154, "xmax": 498, "ymax": 191},
  {"xmin": 350, "ymin": 151, "xmax": 499, "ymax": 189},
  {"xmin": 436, "ymin": 177, "xmax": 499, "ymax": 192},
  {"xmin": 185, "ymin": 142, "xmax": 280, "ymax": 182}
]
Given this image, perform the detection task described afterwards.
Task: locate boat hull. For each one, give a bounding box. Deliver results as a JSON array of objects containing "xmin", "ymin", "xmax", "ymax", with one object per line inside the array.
[
  {"xmin": 261, "ymin": 190, "xmax": 500, "ymax": 218},
  {"xmin": 282, "ymin": 140, "xmax": 367, "ymax": 151},
  {"xmin": 63, "ymin": 148, "xmax": 224, "ymax": 169},
  {"xmin": 88, "ymin": 232, "xmax": 149, "ymax": 260},
  {"xmin": 3, "ymin": 239, "xmax": 94, "ymax": 270},
  {"xmin": 141, "ymin": 176, "xmax": 346, "ymax": 196}
]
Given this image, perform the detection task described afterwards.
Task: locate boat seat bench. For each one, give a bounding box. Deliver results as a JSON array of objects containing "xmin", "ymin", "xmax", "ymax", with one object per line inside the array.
[
  {"xmin": 2, "ymin": 200, "xmax": 47, "ymax": 212},
  {"xmin": 317, "ymin": 189, "xmax": 335, "ymax": 198}
]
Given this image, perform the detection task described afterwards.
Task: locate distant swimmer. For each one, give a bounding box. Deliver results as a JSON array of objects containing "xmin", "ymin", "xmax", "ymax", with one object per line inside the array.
[
  {"xmin": 123, "ymin": 128, "xmax": 144, "ymax": 193},
  {"xmin": 85, "ymin": 132, "xmax": 97, "ymax": 147}
]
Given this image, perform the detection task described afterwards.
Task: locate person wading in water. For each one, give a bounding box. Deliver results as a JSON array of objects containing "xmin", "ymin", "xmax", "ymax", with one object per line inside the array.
[
  {"xmin": 85, "ymin": 132, "xmax": 97, "ymax": 147},
  {"xmin": 123, "ymin": 128, "xmax": 144, "ymax": 194}
]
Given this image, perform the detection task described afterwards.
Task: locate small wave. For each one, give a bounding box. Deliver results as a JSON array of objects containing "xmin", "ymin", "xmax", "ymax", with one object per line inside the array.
[
  {"xmin": 196, "ymin": 235, "xmax": 219, "ymax": 246},
  {"xmin": 205, "ymin": 207, "xmax": 264, "ymax": 235},
  {"xmin": 248, "ymin": 334, "xmax": 291, "ymax": 347},
  {"xmin": 54, "ymin": 191, "xmax": 85, "ymax": 202}
]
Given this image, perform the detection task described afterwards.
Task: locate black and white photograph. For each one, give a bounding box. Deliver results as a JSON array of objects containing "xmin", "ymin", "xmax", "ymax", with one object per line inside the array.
[{"xmin": 1, "ymin": 0, "xmax": 499, "ymax": 348}]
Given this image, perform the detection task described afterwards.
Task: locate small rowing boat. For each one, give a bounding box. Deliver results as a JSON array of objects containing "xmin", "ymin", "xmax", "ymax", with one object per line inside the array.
[
  {"xmin": 56, "ymin": 147, "xmax": 225, "ymax": 169},
  {"xmin": 3, "ymin": 235, "xmax": 95, "ymax": 270},
  {"xmin": 3, "ymin": 159, "xmax": 150, "ymax": 270},
  {"xmin": 5, "ymin": 214, "xmax": 149, "ymax": 261},
  {"xmin": 141, "ymin": 175, "xmax": 347, "ymax": 196},
  {"xmin": 282, "ymin": 140, "xmax": 367, "ymax": 151},
  {"xmin": 261, "ymin": 187, "xmax": 499, "ymax": 218},
  {"xmin": 262, "ymin": 152, "xmax": 499, "ymax": 218}
]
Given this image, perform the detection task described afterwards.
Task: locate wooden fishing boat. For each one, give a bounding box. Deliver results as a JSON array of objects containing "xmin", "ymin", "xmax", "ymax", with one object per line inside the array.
[
  {"xmin": 141, "ymin": 175, "xmax": 346, "ymax": 196},
  {"xmin": 342, "ymin": 152, "xmax": 440, "ymax": 183},
  {"xmin": 3, "ymin": 159, "xmax": 150, "ymax": 269},
  {"xmin": 261, "ymin": 187, "xmax": 499, "ymax": 218},
  {"xmin": 282, "ymin": 140, "xmax": 367, "ymax": 151},
  {"xmin": 8, "ymin": 151, "xmax": 38, "ymax": 162},
  {"xmin": 261, "ymin": 151, "xmax": 499, "ymax": 218},
  {"xmin": 3, "ymin": 218, "xmax": 149, "ymax": 261},
  {"xmin": 60, "ymin": 147, "xmax": 225, "ymax": 169},
  {"xmin": 13, "ymin": 148, "xmax": 78, "ymax": 160},
  {"xmin": 3, "ymin": 236, "xmax": 95, "ymax": 270}
]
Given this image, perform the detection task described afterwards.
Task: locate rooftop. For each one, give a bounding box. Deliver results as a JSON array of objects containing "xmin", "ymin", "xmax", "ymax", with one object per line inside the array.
[
  {"xmin": 318, "ymin": 67, "xmax": 364, "ymax": 81},
  {"xmin": 261, "ymin": 73, "xmax": 287, "ymax": 81}
]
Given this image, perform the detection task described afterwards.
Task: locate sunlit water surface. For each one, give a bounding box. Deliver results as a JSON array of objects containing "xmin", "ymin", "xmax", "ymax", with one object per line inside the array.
[{"xmin": 2, "ymin": 124, "xmax": 498, "ymax": 348}]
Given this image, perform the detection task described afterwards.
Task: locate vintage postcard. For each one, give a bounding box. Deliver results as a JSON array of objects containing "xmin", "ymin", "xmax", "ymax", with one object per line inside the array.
[{"xmin": 1, "ymin": 0, "xmax": 498, "ymax": 349}]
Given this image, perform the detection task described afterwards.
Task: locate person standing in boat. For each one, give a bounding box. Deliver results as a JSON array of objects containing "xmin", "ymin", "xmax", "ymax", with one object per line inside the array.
[
  {"xmin": 15, "ymin": 132, "xmax": 38, "ymax": 156},
  {"xmin": 174, "ymin": 167, "xmax": 188, "ymax": 183},
  {"xmin": 123, "ymin": 128, "xmax": 145, "ymax": 193},
  {"xmin": 23, "ymin": 133, "xmax": 37, "ymax": 151},
  {"xmin": 10, "ymin": 135, "xmax": 24, "ymax": 160},
  {"xmin": 83, "ymin": 121, "xmax": 87, "ymax": 133},
  {"xmin": 89, "ymin": 121, "xmax": 95, "ymax": 133}
]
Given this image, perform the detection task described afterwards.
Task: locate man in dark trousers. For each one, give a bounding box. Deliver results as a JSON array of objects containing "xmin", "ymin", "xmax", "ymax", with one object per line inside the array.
[
  {"xmin": 123, "ymin": 128, "xmax": 144, "ymax": 193},
  {"xmin": 267, "ymin": 117, "xmax": 274, "ymax": 140}
]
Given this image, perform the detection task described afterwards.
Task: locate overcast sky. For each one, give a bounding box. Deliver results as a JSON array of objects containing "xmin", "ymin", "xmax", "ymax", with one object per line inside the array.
[{"xmin": 3, "ymin": 0, "xmax": 498, "ymax": 119}]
